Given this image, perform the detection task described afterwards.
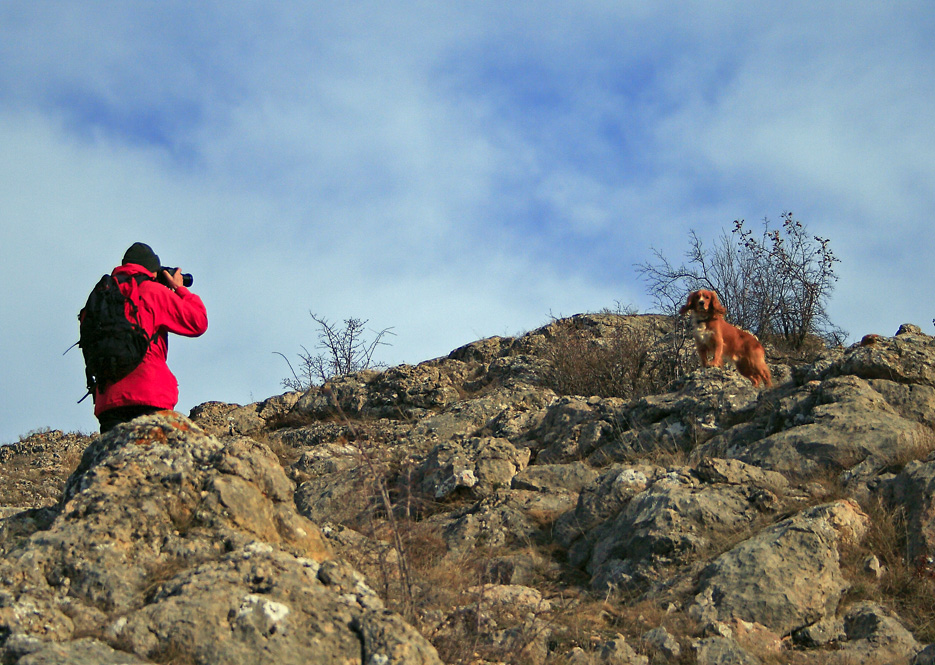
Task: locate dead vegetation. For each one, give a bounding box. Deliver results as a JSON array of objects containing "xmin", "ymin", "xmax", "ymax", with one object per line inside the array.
[
  {"xmin": 841, "ymin": 496, "xmax": 935, "ymax": 644},
  {"xmin": 542, "ymin": 315, "xmax": 687, "ymax": 401}
]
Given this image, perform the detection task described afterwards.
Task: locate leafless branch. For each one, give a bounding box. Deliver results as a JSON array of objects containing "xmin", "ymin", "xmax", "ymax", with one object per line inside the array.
[{"xmin": 636, "ymin": 213, "xmax": 846, "ymax": 351}]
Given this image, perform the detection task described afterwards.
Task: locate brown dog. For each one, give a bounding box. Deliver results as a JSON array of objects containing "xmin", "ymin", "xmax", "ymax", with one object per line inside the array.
[{"xmin": 679, "ymin": 289, "xmax": 772, "ymax": 387}]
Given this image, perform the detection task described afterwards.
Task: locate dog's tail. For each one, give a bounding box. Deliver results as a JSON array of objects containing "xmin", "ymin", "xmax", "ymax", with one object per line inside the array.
[{"xmin": 738, "ymin": 354, "xmax": 772, "ymax": 388}]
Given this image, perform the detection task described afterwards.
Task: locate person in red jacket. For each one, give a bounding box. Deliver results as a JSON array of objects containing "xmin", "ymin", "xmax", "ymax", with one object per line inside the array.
[{"xmin": 94, "ymin": 242, "xmax": 208, "ymax": 432}]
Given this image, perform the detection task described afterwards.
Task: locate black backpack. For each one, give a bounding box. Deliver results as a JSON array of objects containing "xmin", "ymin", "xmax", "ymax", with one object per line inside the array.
[{"xmin": 77, "ymin": 273, "xmax": 157, "ymax": 401}]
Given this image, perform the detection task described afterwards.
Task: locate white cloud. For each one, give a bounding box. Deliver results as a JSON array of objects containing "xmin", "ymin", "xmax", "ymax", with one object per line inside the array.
[{"xmin": 3, "ymin": 3, "xmax": 935, "ymax": 441}]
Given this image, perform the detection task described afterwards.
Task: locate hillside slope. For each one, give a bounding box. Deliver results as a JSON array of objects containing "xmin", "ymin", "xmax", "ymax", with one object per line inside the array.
[{"xmin": 3, "ymin": 314, "xmax": 935, "ymax": 664}]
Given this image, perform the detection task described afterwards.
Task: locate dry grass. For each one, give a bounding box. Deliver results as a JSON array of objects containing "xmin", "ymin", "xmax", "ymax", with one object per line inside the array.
[
  {"xmin": 140, "ymin": 556, "xmax": 192, "ymax": 603},
  {"xmin": 312, "ymin": 416, "xmax": 714, "ymax": 663},
  {"xmin": 883, "ymin": 426, "xmax": 935, "ymax": 474},
  {"xmin": 542, "ymin": 594, "xmax": 700, "ymax": 664},
  {"xmin": 147, "ymin": 641, "xmax": 199, "ymax": 665},
  {"xmin": 253, "ymin": 430, "xmax": 306, "ymax": 470},
  {"xmin": 592, "ymin": 421, "xmax": 695, "ymax": 467},
  {"xmin": 543, "ymin": 316, "xmax": 681, "ymax": 401},
  {"xmin": 314, "ymin": 442, "xmax": 580, "ymax": 663},
  {"xmin": 840, "ymin": 495, "xmax": 935, "ymax": 644},
  {"xmin": 355, "ymin": 502, "xmax": 708, "ymax": 664},
  {"xmin": 429, "ymin": 582, "xmax": 557, "ymax": 664}
]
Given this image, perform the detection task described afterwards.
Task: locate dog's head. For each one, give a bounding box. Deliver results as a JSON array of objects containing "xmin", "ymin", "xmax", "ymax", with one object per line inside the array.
[{"xmin": 679, "ymin": 289, "xmax": 726, "ymax": 319}]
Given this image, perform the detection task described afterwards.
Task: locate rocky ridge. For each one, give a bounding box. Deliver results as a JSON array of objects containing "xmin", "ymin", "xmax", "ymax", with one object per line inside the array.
[{"xmin": 3, "ymin": 315, "xmax": 935, "ymax": 663}]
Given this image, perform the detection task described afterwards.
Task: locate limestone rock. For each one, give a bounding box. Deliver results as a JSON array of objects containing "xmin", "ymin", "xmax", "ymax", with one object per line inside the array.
[
  {"xmin": 414, "ymin": 437, "xmax": 531, "ymax": 500},
  {"xmin": 559, "ymin": 458, "xmax": 795, "ymax": 592},
  {"xmin": 830, "ymin": 602, "xmax": 921, "ymax": 664},
  {"xmin": 553, "ymin": 464, "xmax": 660, "ymax": 550},
  {"xmin": 439, "ymin": 489, "xmax": 576, "ymax": 553},
  {"xmin": 0, "ymin": 412, "xmax": 439, "ymax": 665},
  {"xmin": 689, "ymin": 500, "xmax": 869, "ymax": 636},
  {"xmin": 691, "ymin": 636, "xmax": 761, "ymax": 665},
  {"xmin": 0, "ymin": 430, "xmax": 92, "ymax": 510},
  {"xmin": 913, "ymin": 644, "xmax": 935, "ymax": 665},
  {"xmin": 827, "ymin": 325, "xmax": 935, "ymax": 387},
  {"xmin": 695, "ymin": 375, "xmax": 927, "ymax": 485},
  {"xmin": 642, "ymin": 625, "xmax": 681, "ymax": 659},
  {"xmin": 511, "ymin": 461, "xmax": 599, "ymax": 494},
  {"xmin": 190, "ymin": 391, "xmax": 302, "ymax": 435},
  {"xmin": 524, "ymin": 396, "xmax": 626, "ymax": 464}
]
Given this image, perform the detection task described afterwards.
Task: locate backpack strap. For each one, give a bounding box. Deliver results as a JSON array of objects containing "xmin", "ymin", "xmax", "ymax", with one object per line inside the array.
[
  {"xmin": 114, "ymin": 273, "xmax": 156, "ymax": 287},
  {"xmin": 114, "ymin": 273, "xmax": 159, "ymax": 343}
]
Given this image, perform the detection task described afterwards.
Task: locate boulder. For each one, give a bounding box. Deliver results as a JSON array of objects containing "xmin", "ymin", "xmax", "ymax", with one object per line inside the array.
[
  {"xmin": 696, "ymin": 375, "xmax": 927, "ymax": 483},
  {"xmin": 410, "ymin": 386, "xmax": 554, "ymax": 443},
  {"xmin": 691, "ymin": 636, "xmax": 761, "ymax": 665},
  {"xmin": 584, "ymin": 370, "xmax": 767, "ymax": 466},
  {"xmin": 190, "ymin": 392, "xmax": 302, "ymax": 435},
  {"xmin": 829, "ymin": 602, "xmax": 921, "ymax": 664},
  {"xmin": 558, "ymin": 458, "xmax": 792, "ymax": 591},
  {"xmin": 292, "ymin": 360, "xmax": 478, "ymax": 420},
  {"xmin": 553, "ymin": 464, "xmax": 660, "ymax": 550},
  {"xmin": 438, "ymin": 489, "xmax": 577, "ymax": 553},
  {"xmin": 826, "ymin": 325, "xmax": 935, "ymax": 387},
  {"xmin": 582, "ymin": 467, "xmax": 776, "ymax": 591},
  {"xmin": 690, "ymin": 500, "xmax": 869, "ymax": 636},
  {"xmin": 12, "ymin": 318, "xmax": 935, "ymax": 663},
  {"xmin": 913, "ymin": 644, "xmax": 935, "ymax": 665},
  {"xmin": 524, "ymin": 396, "xmax": 626, "ymax": 464},
  {"xmin": 642, "ymin": 625, "xmax": 681, "ymax": 659},
  {"xmin": 0, "ymin": 412, "xmax": 440, "ymax": 665},
  {"xmin": 511, "ymin": 461, "xmax": 600, "ymax": 494},
  {"xmin": 414, "ymin": 437, "xmax": 531, "ymax": 500}
]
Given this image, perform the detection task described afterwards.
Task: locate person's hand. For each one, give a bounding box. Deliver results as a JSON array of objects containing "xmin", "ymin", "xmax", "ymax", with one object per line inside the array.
[{"xmin": 162, "ymin": 268, "xmax": 185, "ymax": 291}]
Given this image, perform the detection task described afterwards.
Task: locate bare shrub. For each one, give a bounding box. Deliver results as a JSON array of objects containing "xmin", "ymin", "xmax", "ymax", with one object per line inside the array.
[
  {"xmin": 544, "ymin": 315, "xmax": 681, "ymax": 400},
  {"xmin": 638, "ymin": 213, "xmax": 846, "ymax": 355},
  {"xmin": 277, "ymin": 313, "xmax": 394, "ymax": 391}
]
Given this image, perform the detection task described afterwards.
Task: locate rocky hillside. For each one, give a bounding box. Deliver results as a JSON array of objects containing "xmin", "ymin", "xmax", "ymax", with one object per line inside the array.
[{"xmin": 4, "ymin": 314, "xmax": 935, "ymax": 664}]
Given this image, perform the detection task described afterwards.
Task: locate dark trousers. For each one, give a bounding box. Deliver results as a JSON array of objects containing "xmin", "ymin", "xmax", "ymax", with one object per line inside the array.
[{"xmin": 97, "ymin": 405, "xmax": 160, "ymax": 433}]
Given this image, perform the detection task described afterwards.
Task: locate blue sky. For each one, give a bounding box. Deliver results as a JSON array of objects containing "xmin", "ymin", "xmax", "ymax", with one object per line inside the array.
[{"xmin": 2, "ymin": 2, "xmax": 934, "ymax": 442}]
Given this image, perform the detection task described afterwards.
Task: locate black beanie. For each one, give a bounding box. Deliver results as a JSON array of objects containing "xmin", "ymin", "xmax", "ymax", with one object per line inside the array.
[{"xmin": 122, "ymin": 242, "xmax": 160, "ymax": 273}]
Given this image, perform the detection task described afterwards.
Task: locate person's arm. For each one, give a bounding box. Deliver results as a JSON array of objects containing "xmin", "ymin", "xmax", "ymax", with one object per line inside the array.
[
  {"xmin": 154, "ymin": 269, "xmax": 208, "ymax": 337},
  {"xmin": 161, "ymin": 268, "xmax": 186, "ymax": 292}
]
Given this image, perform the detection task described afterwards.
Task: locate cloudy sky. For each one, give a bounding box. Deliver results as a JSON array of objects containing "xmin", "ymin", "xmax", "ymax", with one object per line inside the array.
[{"xmin": 2, "ymin": 2, "xmax": 933, "ymax": 442}]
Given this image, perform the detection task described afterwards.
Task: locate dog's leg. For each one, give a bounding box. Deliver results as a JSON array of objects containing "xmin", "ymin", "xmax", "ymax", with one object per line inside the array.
[
  {"xmin": 696, "ymin": 342, "xmax": 709, "ymax": 367},
  {"xmin": 711, "ymin": 339, "xmax": 724, "ymax": 367}
]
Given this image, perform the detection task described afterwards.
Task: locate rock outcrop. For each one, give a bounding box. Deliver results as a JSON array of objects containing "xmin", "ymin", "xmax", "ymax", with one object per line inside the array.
[
  {"xmin": 4, "ymin": 314, "xmax": 935, "ymax": 663},
  {"xmin": 0, "ymin": 412, "xmax": 440, "ymax": 664}
]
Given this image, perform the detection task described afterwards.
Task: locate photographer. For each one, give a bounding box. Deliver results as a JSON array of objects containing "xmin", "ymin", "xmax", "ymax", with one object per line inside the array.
[{"xmin": 92, "ymin": 242, "xmax": 208, "ymax": 432}]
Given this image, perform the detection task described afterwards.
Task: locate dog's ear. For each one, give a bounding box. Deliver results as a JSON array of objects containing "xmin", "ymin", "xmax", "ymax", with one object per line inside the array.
[
  {"xmin": 710, "ymin": 291, "xmax": 727, "ymax": 317},
  {"xmin": 678, "ymin": 291, "xmax": 696, "ymax": 315}
]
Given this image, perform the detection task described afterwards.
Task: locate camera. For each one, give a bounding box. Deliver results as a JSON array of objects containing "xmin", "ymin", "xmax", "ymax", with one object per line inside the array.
[{"xmin": 160, "ymin": 267, "xmax": 194, "ymax": 288}]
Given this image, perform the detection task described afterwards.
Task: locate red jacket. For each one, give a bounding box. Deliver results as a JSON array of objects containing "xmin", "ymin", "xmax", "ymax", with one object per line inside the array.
[{"xmin": 94, "ymin": 263, "xmax": 208, "ymax": 416}]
